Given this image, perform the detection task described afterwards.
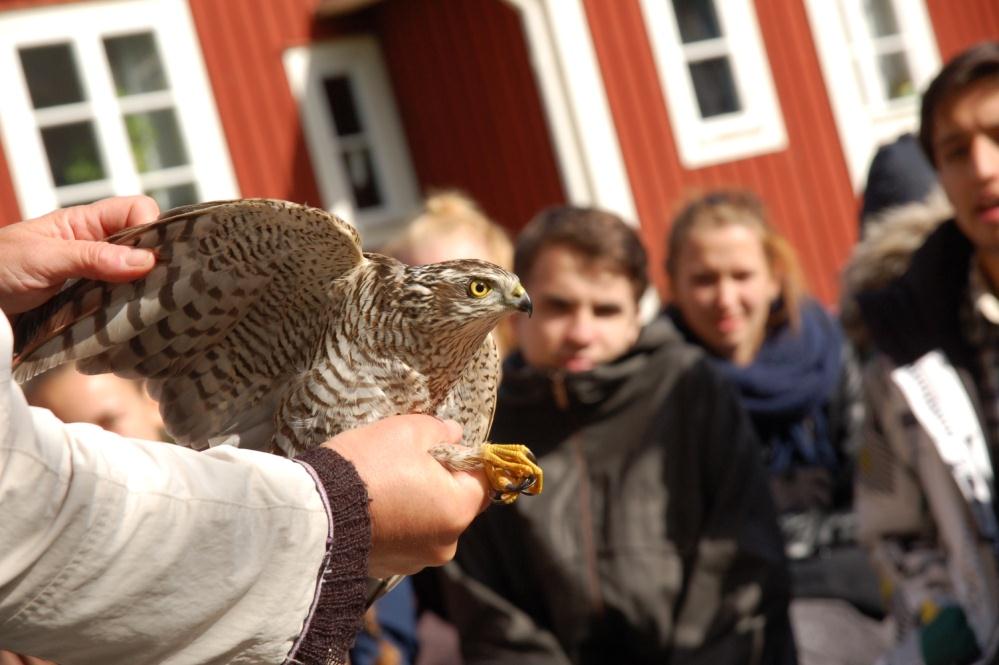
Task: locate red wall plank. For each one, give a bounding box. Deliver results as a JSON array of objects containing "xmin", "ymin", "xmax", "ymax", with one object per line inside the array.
[
  {"xmin": 374, "ymin": 0, "xmax": 565, "ymax": 232},
  {"xmin": 926, "ymin": 0, "xmax": 999, "ymax": 61},
  {"xmin": 187, "ymin": 0, "xmax": 325, "ymax": 204},
  {"xmin": 0, "ymin": 131, "xmax": 22, "ymax": 227}
]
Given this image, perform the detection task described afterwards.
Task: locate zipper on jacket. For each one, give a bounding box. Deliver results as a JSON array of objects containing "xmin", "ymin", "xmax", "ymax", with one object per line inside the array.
[
  {"xmin": 551, "ymin": 370, "xmax": 570, "ymax": 410},
  {"xmin": 572, "ymin": 435, "xmax": 604, "ymax": 617},
  {"xmin": 551, "ymin": 372, "xmax": 603, "ymax": 614}
]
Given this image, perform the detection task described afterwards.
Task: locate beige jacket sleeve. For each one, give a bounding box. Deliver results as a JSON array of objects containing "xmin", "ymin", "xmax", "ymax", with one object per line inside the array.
[{"xmin": 0, "ymin": 313, "xmax": 332, "ymax": 665}]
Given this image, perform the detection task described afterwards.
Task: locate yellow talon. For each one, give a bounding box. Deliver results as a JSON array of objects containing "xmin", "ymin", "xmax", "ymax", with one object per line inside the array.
[{"xmin": 479, "ymin": 443, "xmax": 544, "ymax": 504}]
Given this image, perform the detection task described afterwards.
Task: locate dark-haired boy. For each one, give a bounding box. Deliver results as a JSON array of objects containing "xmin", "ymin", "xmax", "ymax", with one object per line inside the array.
[{"xmin": 438, "ymin": 206, "xmax": 794, "ymax": 664}]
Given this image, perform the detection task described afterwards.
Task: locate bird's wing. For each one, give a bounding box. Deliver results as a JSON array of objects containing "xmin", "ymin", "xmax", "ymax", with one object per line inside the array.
[
  {"xmin": 435, "ymin": 332, "xmax": 501, "ymax": 447},
  {"xmin": 13, "ymin": 198, "xmax": 363, "ymax": 450}
]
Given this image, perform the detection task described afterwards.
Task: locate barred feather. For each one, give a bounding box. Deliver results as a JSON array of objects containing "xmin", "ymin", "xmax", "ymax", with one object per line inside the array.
[{"xmin": 13, "ymin": 198, "xmax": 528, "ymax": 459}]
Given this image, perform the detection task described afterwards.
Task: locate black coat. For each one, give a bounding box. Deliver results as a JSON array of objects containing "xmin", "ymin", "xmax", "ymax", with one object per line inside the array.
[{"xmin": 439, "ymin": 319, "xmax": 795, "ymax": 665}]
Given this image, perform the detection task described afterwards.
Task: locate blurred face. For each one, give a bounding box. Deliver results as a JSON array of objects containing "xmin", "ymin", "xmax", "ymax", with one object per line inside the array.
[
  {"xmin": 671, "ymin": 224, "xmax": 780, "ymax": 366},
  {"xmin": 933, "ymin": 77, "xmax": 999, "ymax": 256},
  {"xmin": 516, "ymin": 244, "xmax": 641, "ymax": 372},
  {"xmin": 30, "ymin": 369, "xmax": 165, "ymax": 441}
]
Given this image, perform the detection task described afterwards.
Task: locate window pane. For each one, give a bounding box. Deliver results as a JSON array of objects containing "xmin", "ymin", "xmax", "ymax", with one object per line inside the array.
[
  {"xmin": 878, "ymin": 51, "xmax": 914, "ymax": 100},
  {"xmin": 340, "ymin": 147, "xmax": 382, "ymax": 209},
  {"xmin": 104, "ymin": 32, "xmax": 167, "ymax": 96},
  {"xmin": 19, "ymin": 43, "xmax": 85, "ymax": 108},
  {"xmin": 671, "ymin": 0, "xmax": 722, "ymax": 43},
  {"xmin": 147, "ymin": 183, "xmax": 198, "ymax": 210},
  {"xmin": 125, "ymin": 109, "xmax": 188, "ymax": 172},
  {"xmin": 864, "ymin": 0, "xmax": 900, "ymax": 38},
  {"xmin": 41, "ymin": 121, "xmax": 105, "ymax": 186},
  {"xmin": 689, "ymin": 57, "xmax": 741, "ymax": 117},
  {"xmin": 323, "ymin": 75, "xmax": 362, "ymax": 136}
]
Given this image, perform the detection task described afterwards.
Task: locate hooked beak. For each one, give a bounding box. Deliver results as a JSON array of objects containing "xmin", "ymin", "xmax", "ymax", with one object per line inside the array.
[{"xmin": 511, "ymin": 283, "xmax": 533, "ymax": 317}]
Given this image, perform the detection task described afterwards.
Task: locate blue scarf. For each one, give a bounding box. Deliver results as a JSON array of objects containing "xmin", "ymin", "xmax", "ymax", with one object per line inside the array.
[{"xmin": 669, "ymin": 300, "xmax": 843, "ymax": 474}]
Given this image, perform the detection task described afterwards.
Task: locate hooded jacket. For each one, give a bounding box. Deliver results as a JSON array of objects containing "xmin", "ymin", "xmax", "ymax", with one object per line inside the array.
[
  {"xmin": 440, "ymin": 319, "xmax": 794, "ymax": 665},
  {"xmin": 842, "ymin": 193, "xmax": 999, "ymax": 665}
]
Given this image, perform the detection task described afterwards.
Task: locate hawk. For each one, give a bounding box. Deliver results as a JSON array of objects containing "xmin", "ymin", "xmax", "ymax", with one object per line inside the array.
[{"xmin": 12, "ymin": 198, "xmax": 542, "ymax": 503}]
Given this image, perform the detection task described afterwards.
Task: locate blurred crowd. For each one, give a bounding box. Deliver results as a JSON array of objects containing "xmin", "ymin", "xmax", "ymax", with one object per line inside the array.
[
  {"xmin": 361, "ymin": 40, "xmax": 999, "ymax": 665},
  {"xmin": 3, "ymin": 39, "xmax": 999, "ymax": 665}
]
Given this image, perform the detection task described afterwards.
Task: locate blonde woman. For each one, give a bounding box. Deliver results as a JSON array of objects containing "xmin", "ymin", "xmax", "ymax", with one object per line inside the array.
[{"xmin": 665, "ymin": 190, "xmax": 887, "ymax": 665}]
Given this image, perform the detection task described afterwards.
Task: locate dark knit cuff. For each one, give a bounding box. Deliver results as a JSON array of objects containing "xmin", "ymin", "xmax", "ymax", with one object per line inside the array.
[{"xmin": 289, "ymin": 447, "xmax": 372, "ymax": 665}]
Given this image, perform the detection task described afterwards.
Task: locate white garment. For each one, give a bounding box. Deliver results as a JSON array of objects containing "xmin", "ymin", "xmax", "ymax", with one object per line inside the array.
[
  {"xmin": 0, "ymin": 312, "xmax": 330, "ymax": 664},
  {"xmin": 858, "ymin": 353, "xmax": 999, "ymax": 664}
]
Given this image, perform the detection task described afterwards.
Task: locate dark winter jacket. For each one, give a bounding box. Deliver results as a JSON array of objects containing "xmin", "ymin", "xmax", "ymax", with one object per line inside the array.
[
  {"xmin": 856, "ymin": 218, "xmax": 976, "ymax": 370},
  {"xmin": 667, "ymin": 301, "xmax": 861, "ymax": 514},
  {"xmin": 666, "ymin": 301, "xmax": 879, "ymax": 613},
  {"xmin": 440, "ymin": 318, "xmax": 794, "ymax": 665}
]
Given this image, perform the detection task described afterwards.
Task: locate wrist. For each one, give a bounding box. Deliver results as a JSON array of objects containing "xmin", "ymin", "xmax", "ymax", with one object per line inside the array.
[{"xmin": 291, "ymin": 448, "xmax": 372, "ymax": 664}]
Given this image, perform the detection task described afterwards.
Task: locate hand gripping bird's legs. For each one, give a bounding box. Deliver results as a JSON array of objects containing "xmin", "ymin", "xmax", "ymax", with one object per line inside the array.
[{"xmin": 428, "ymin": 442, "xmax": 543, "ymax": 504}]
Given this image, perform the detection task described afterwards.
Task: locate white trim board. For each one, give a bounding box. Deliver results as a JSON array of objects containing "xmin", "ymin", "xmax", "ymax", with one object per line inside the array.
[{"xmin": 504, "ymin": 0, "xmax": 639, "ymax": 226}]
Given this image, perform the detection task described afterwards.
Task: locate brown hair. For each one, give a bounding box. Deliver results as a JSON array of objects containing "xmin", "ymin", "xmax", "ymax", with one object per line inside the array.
[
  {"xmin": 919, "ymin": 41, "xmax": 999, "ymax": 166},
  {"xmin": 665, "ymin": 190, "xmax": 806, "ymax": 330},
  {"xmin": 514, "ymin": 206, "xmax": 648, "ymax": 303}
]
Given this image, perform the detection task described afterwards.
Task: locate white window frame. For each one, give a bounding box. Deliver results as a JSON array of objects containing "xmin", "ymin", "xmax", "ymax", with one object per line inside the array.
[
  {"xmin": 0, "ymin": 0, "xmax": 238, "ymax": 219},
  {"xmin": 804, "ymin": 0, "xmax": 940, "ymax": 188},
  {"xmin": 503, "ymin": 0, "xmax": 638, "ymax": 226},
  {"xmin": 284, "ymin": 37, "xmax": 419, "ymax": 237},
  {"xmin": 639, "ymin": 0, "xmax": 787, "ymax": 169}
]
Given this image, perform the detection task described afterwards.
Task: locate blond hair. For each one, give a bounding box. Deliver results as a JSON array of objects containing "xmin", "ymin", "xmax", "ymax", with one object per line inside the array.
[
  {"xmin": 665, "ymin": 190, "xmax": 806, "ymax": 330},
  {"xmin": 383, "ymin": 191, "xmax": 513, "ymax": 270}
]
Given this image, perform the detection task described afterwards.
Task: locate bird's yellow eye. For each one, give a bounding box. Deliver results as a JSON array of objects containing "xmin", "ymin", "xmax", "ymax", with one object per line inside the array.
[{"xmin": 468, "ymin": 279, "xmax": 492, "ymax": 298}]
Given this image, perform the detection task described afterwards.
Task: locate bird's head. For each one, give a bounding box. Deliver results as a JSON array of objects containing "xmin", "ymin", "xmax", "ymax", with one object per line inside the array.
[{"xmin": 401, "ymin": 259, "xmax": 532, "ymax": 335}]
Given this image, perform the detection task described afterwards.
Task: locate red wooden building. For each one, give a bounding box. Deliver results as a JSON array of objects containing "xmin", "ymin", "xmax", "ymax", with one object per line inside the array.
[{"xmin": 0, "ymin": 0, "xmax": 995, "ymax": 303}]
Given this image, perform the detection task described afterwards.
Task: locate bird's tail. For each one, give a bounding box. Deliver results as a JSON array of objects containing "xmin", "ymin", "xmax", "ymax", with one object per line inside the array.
[{"xmin": 365, "ymin": 574, "xmax": 407, "ymax": 609}]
